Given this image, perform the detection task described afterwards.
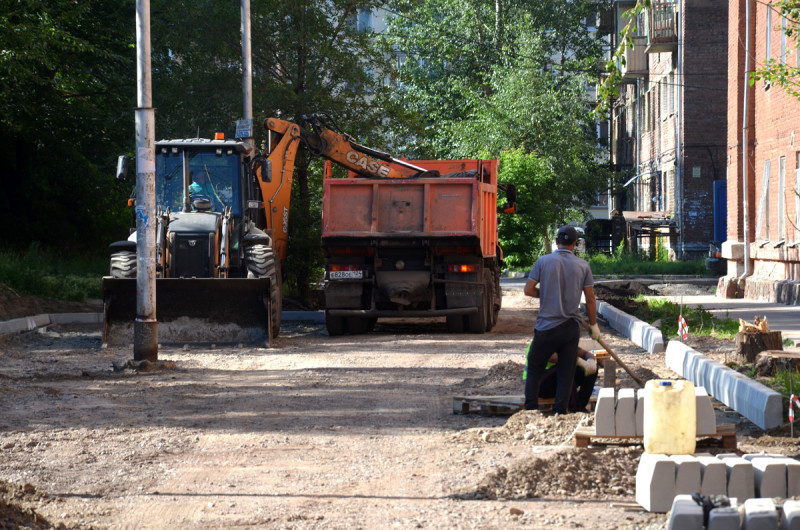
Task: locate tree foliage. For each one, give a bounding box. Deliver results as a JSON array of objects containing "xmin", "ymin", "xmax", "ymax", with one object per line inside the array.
[
  {"xmin": 149, "ymin": 0, "xmax": 395, "ymax": 297},
  {"xmin": 0, "ymin": 0, "xmax": 135, "ymax": 252},
  {"xmin": 383, "ymin": 0, "xmax": 609, "ymax": 254}
]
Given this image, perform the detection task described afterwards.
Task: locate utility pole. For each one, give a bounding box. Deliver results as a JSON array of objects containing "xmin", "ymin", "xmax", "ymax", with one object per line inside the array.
[
  {"xmin": 239, "ymin": 0, "xmax": 254, "ymax": 151},
  {"xmin": 134, "ymin": 0, "xmax": 158, "ymax": 361}
]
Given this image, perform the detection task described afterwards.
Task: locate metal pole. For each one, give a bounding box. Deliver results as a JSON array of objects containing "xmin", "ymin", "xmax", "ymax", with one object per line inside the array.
[
  {"xmin": 134, "ymin": 0, "xmax": 158, "ymax": 361},
  {"xmin": 742, "ymin": 0, "xmax": 752, "ymax": 279},
  {"xmin": 241, "ymin": 0, "xmax": 254, "ymax": 151}
]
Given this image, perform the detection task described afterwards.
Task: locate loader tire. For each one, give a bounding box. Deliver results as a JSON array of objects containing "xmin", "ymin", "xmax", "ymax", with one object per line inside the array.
[
  {"xmin": 110, "ymin": 250, "xmax": 137, "ymax": 279},
  {"xmin": 245, "ymin": 244, "xmax": 282, "ymax": 337}
]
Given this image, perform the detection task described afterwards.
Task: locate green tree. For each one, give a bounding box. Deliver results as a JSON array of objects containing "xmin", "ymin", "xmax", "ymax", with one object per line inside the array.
[
  {"xmin": 149, "ymin": 0, "xmax": 397, "ymax": 298},
  {"xmin": 0, "ymin": 0, "xmax": 135, "ymax": 252},
  {"xmin": 384, "ymin": 0, "xmax": 609, "ymax": 257}
]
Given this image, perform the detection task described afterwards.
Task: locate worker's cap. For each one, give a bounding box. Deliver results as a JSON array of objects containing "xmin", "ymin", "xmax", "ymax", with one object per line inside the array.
[{"xmin": 556, "ymin": 225, "xmax": 579, "ymax": 244}]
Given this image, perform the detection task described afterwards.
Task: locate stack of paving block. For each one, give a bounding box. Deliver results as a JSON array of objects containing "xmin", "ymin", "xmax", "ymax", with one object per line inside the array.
[
  {"xmin": 637, "ymin": 453, "xmax": 800, "ymax": 513},
  {"xmin": 594, "ymin": 385, "xmax": 717, "ymax": 437},
  {"xmin": 666, "ymin": 496, "xmax": 800, "ymax": 530}
]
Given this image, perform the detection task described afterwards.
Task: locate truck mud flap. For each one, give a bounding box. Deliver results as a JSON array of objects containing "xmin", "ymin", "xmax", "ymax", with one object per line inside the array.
[{"xmin": 102, "ymin": 277, "xmax": 272, "ymax": 346}]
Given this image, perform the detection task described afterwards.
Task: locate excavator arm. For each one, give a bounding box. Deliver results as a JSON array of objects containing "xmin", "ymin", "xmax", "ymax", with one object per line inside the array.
[{"xmin": 255, "ymin": 115, "xmax": 439, "ymax": 264}]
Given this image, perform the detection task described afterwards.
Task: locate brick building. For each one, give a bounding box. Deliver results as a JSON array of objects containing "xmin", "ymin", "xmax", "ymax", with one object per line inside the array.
[
  {"xmin": 608, "ymin": 0, "xmax": 728, "ymax": 259},
  {"xmin": 719, "ymin": 0, "xmax": 800, "ymax": 305}
]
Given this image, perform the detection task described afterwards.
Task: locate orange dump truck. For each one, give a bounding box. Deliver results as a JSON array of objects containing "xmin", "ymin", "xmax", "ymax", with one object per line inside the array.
[{"xmin": 321, "ymin": 158, "xmax": 507, "ymax": 335}]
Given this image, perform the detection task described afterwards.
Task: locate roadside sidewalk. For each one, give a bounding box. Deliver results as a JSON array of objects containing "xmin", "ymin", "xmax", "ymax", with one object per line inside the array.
[{"xmin": 660, "ymin": 294, "xmax": 800, "ymax": 347}]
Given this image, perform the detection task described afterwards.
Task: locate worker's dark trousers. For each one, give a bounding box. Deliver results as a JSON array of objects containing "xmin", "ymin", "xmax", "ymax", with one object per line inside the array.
[{"xmin": 524, "ymin": 319, "xmax": 580, "ymax": 414}]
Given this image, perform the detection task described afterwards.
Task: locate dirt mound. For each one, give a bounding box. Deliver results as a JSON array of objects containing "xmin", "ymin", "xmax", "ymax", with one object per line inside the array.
[
  {"xmin": 454, "ymin": 360, "xmax": 525, "ymax": 395},
  {"xmin": 0, "ymin": 480, "xmax": 63, "ymax": 529},
  {"xmin": 452, "ymin": 410, "xmax": 591, "ymax": 446},
  {"xmin": 457, "ymin": 446, "xmax": 641, "ymax": 500},
  {"xmin": 593, "ymin": 281, "xmax": 655, "ymax": 315}
]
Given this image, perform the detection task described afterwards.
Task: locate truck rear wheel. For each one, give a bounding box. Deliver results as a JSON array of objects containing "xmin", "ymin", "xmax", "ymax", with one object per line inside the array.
[
  {"xmin": 346, "ymin": 317, "xmax": 376, "ymax": 334},
  {"xmin": 467, "ymin": 274, "xmax": 490, "ymax": 334},
  {"xmin": 245, "ymin": 244, "xmax": 281, "ymax": 337},
  {"xmin": 110, "ymin": 250, "xmax": 136, "ymax": 279},
  {"xmin": 446, "ymin": 315, "xmax": 465, "ymax": 333},
  {"xmin": 325, "ymin": 312, "xmax": 346, "ymax": 336}
]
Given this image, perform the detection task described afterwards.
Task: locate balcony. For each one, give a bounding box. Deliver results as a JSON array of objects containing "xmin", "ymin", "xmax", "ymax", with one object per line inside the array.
[
  {"xmin": 647, "ymin": 1, "xmax": 678, "ymax": 53},
  {"xmin": 620, "ymin": 36, "xmax": 648, "ymax": 81}
]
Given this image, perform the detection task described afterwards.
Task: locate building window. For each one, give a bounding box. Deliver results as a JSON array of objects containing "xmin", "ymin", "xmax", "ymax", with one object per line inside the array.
[
  {"xmin": 795, "ymin": 152, "xmax": 800, "ymax": 243},
  {"xmin": 757, "ymin": 160, "xmax": 771, "ymax": 240},
  {"xmin": 766, "ymin": 7, "xmax": 772, "ymax": 62},
  {"xmin": 357, "ymin": 8, "xmax": 372, "ymax": 32},
  {"xmin": 778, "ymin": 156, "xmax": 786, "ymax": 241},
  {"xmin": 781, "ymin": 15, "xmax": 787, "ymax": 65}
]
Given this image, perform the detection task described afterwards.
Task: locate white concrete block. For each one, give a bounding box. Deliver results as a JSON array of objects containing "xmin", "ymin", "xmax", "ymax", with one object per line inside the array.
[
  {"xmin": 636, "ymin": 453, "xmax": 676, "ymax": 513},
  {"xmin": 695, "ymin": 386, "xmax": 716, "ymax": 435},
  {"xmin": 696, "ymin": 455, "xmax": 728, "ymax": 497},
  {"xmin": 721, "ymin": 456, "xmax": 755, "ymax": 502},
  {"xmin": 742, "ymin": 453, "xmax": 783, "ymax": 461},
  {"xmin": 596, "ymin": 301, "xmax": 665, "ymax": 353},
  {"xmin": 665, "ymin": 342, "xmax": 784, "ymax": 430},
  {"xmin": 743, "ymin": 498, "xmax": 777, "ymax": 529},
  {"xmin": 750, "ymin": 457, "xmax": 787, "ymax": 499},
  {"xmin": 595, "ymin": 387, "xmax": 616, "ymax": 436},
  {"xmin": 615, "ymin": 388, "xmax": 636, "ymax": 436},
  {"xmin": 635, "ymin": 388, "xmax": 645, "ymax": 437},
  {"xmin": 708, "ymin": 507, "xmax": 741, "ymax": 530},
  {"xmin": 782, "ymin": 500, "xmax": 800, "ymax": 530},
  {"xmin": 666, "ymin": 494, "xmax": 703, "ymax": 530},
  {"xmin": 672, "ymin": 455, "xmax": 702, "ymax": 496},
  {"xmin": 778, "ymin": 457, "xmax": 800, "ymax": 497}
]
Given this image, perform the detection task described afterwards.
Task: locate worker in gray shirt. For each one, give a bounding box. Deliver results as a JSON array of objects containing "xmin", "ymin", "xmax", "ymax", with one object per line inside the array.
[{"xmin": 523, "ymin": 225, "xmax": 600, "ymax": 414}]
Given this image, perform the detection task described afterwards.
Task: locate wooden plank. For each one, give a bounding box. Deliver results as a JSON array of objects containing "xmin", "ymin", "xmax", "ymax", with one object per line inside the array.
[
  {"xmin": 761, "ymin": 350, "xmax": 800, "ymax": 359},
  {"xmin": 574, "ymin": 424, "xmax": 737, "ymax": 449}
]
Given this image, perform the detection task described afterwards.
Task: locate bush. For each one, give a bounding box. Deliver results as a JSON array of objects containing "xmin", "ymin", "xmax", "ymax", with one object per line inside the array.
[{"xmin": 0, "ymin": 244, "xmax": 105, "ymax": 301}]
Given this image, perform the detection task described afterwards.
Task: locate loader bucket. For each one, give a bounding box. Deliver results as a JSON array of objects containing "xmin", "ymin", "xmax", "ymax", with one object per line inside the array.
[{"xmin": 102, "ymin": 277, "xmax": 273, "ymax": 346}]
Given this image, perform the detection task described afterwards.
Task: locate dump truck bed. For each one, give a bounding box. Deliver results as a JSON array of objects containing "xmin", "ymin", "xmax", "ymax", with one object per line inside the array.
[{"xmin": 323, "ymin": 159, "xmax": 498, "ymax": 256}]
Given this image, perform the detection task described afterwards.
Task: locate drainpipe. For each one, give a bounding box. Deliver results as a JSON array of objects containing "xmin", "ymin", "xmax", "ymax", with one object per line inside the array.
[
  {"xmin": 741, "ymin": 0, "xmax": 752, "ymax": 278},
  {"xmin": 676, "ymin": 0, "xmax": 683, "ymax": 259}
]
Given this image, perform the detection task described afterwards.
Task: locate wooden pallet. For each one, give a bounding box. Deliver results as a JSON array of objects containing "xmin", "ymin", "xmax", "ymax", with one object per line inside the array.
[
  {"xmin": 453, "ymin": 395, "xmax": 526, "ymax": 416},
  {"xmin": 574, "ymin": 423, "xmax": 737, "ymax": 450},
  {"xmin": 453, "ymin": 395, "xmax": 596, "ymax": 416}
]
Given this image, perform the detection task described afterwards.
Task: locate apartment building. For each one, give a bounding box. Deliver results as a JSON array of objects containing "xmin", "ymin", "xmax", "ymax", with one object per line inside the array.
[
  {"xmin": 607, "ymin": 0, "xmax": 728, "ymax": 259},
  {"xmin": 720, "ymin": 0, "xmax": 800, "ymax": 304}
]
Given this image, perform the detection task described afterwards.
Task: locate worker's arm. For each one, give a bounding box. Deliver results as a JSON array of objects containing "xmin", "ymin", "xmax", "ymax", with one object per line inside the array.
[{"xmin": 524, "ymin": 279, "xmax": 539, "ymax": 298}]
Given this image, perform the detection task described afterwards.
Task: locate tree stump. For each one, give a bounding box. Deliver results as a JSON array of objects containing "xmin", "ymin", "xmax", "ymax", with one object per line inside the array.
[{"xmin": 735, "ymin": 331, "xmax": 783, "ymax": 363}]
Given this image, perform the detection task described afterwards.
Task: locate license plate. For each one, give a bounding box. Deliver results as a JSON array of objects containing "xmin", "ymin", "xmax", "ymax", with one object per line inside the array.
[{"xmin": 329, "ymin": 270, "xmax": 363, "ymax": 280}]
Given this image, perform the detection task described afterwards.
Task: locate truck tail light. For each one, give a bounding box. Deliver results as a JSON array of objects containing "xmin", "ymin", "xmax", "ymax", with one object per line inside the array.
[
  {"xmin": 330, "ymin": 264, "xmax": 361, "ymax": 272},
  {"xmin": 448, "ymin": 264, "xmax": 477, "ymax": 273}
]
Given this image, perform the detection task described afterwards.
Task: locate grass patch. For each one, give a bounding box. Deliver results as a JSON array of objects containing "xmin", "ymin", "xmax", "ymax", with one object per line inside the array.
[
  {"xmin": 773, "ymin": 368, "xmax": 800, "ymax": 396},
  {"xmin": 629, "ymin": 295, "xmax": 739, "ymax": 340},
  {"xmin": 0, "ymin": 244, "xmax": 105, "ymax": 301},
  {"xmin": 587, "ymin": 252, "xmax": 709, "ymax": 276}
]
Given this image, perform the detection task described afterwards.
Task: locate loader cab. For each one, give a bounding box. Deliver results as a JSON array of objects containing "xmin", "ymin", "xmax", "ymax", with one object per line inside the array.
[{"xmin": 155, "ymin": 139, "xmax": 248, "ymax": 217}]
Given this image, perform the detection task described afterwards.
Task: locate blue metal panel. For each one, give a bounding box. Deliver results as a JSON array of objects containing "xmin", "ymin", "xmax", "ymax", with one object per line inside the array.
[{"xmin": 713, "ymin": 180, "xmax": 727, "ymax": 242}]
